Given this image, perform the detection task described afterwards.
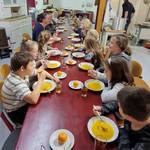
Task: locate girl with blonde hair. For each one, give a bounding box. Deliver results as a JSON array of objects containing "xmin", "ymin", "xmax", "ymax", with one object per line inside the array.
[
  {"xmin": 38, "ymin": 30, "xmax": 52, "ymax": 58},
  {"xmin": 84, "ymin": 38, "xmax": 101, "ymax": 69},
  {"xmin": 85, "ymin": 29, "xmax": 99, "ymax": 41}
]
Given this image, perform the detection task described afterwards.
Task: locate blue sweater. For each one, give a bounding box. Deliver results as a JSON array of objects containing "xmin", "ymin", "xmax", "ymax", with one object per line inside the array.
[{"xmin": 32, "ymin": 22, "xmax": 44, "ymax": 41}]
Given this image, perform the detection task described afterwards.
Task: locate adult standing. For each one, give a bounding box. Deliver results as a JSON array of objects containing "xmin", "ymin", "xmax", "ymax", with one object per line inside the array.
[
  {"xmin": 122, "ymin": 0, "xmax": 135, "ymax": 31},
  {"xmin": 32, "ymin": 13, "xmax": 50, "ymax": 41}
]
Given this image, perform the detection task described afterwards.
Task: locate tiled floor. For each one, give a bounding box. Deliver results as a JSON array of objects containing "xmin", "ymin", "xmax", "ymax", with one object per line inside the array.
[{"xmin": 0, "ymin": 46, "xmax": 150, "ymax": 85}]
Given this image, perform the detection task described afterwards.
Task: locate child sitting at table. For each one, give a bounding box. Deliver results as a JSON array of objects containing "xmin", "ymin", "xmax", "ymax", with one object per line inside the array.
[
  {"xmin": 2, "ymin": 52, "xmax": 46, "ymax": 124},
  {"xmin": 100, "ymin": 34, "xmax": 131, "ymax": 64},
  {"xmin": 84, "ymin": 38, "xmax": 101, "ymax": 69},
  {"xmin": 38, "ymin": 30, "xmax": 54, "ymax": 59},
  {"xmin": 94, "ymin": 87, "xmax": 150, "ymax": 149},
  {"xmin": 85, "ymin": 29, "xmax": 99, "ymax": 42},
  {"xmin": 74, "ymin": 18, "xmax": 92, "ymax": 40},
  {"xmin": 20, "ymin": 40, "xmax": 59, "ymax": 85},
  {"xmin": 89, "ymin": 57, "xmax": 133, "ymax": 103}
]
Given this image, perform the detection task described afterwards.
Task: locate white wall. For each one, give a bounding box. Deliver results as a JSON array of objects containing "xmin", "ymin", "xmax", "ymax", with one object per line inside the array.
[
  {"xmin": 53, "ymin": 0, "xmax": 97, "ymax": 22},
  {"xmin": 35, "ymin": 0, "xmax": 53, "ymax": 13}
]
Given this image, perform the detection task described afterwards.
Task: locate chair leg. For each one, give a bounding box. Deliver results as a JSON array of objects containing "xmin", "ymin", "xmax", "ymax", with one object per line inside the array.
[{"xmin": 3, "ymin": 110, "xmax": 16, "ymax": 130}]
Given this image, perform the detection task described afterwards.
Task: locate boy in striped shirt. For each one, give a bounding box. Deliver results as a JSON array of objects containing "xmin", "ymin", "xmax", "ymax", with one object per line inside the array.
[{"xmin": 2, "ymin": 52, "xmax": 46, "ymax": 124}]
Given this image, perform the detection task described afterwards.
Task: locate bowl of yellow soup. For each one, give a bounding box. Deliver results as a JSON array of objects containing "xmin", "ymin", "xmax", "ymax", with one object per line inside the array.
[
  {"xmin": 47, "ymin": 60, "xmax": 61, "ymax": 69},
  {"xmin": 87, "ymin": 116, "xmax": 119, "ymax": 142},
  {"xmin": 33, "ymin": 80, "xmax": 56, "ymax": 93},
  {"xmin": 84, "ymin": 79, "xmax": 104, "ymax": 92},
  {"xmin": 78, "ymin": 62, "xmax": 94, "ymax": 71}
]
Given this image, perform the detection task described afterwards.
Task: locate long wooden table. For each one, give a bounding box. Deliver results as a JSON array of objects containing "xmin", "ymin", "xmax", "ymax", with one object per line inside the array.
[{"xmin": 16, "ymin": 20, "xmax": 117, "ymax": 150}]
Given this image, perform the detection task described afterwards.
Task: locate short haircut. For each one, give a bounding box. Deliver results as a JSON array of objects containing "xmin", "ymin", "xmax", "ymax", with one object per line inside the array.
[
  {"xmin": 111, "ymin": 34, "xmax": 128, "ymax": 51},
  {"xmin": 11, "ymin": 52, "xmax": 34, "ymax": 72},
  {"xmin": 118, "ymin": 87, "xmax": 150, "ymax": 121},
  {"xmin": 20, "ymin": 40, "xmax": 38, "ymax": 52},
  {"xmin": 37, "ymin": 13, "xmax": 48, "ymax": 23}
]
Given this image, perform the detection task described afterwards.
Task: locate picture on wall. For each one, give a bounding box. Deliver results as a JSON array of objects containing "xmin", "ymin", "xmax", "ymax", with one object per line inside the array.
[{"xmin": 43, "ymin": 0, "xmax": 49, "ymax": 5}]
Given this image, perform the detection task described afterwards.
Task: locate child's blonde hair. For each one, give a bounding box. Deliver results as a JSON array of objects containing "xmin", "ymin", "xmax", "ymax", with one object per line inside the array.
[
  {"xmin": 84, "ymin": 38, "xmax": 100, "ymax": 53},
  {"xmin": 38, "ymin": 30, "xmax": 51, "ymax": 53},
  {"xmin": 81, "ymin": 18, "xmax": 92, "ymax": 30},
  {"xmin": 86, "ymin": 29, "xmax": 99, "ymax": 41}
]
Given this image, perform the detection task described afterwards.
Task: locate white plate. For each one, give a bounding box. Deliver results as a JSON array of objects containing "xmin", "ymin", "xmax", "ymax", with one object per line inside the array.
[
  {"xmin": 84, "ymin": 79, "xmax": 104, "ymax": 92},
  {"xmin": 33, "ymin": 79, "xmax": 56, "ymax": 93},
  {"xmin": 49, "ymin": 129, "xmax": 75, "ymax": 150},
  {"xmin": 58, "ymin": 26, "xmax": 65, "ymax": 29},
  {"xmin": 65, "ymin": 46, "xmax": 74, "ymax": 51},
  {"xmin": 78, "ymin": 62, "xmax": 94, "ymax": 71},
  {"xmin": 72, "ymin": 52, "xmax": 85, "ymax": 58},
  {"xmin": 70, "ymin": 33, "xmax": 79, "ymax": 37},
  {"xmin": 66, "ymin": 59, "xmax": 77, "ymax": 65},
  {"xmin": 71, "ymin": 38, "xmax": 81, "ymax": 42},
  {"xmin": 56, "ymin": 29, "xmax": 64, "ymax": 33},
  {"xmin": 69, "ymin": 80, "xmax": 84, "ymax": 90},
  {"xmin": 48, "ymin": 50, "xmax": 61, "ymax": 56},
  {"xmin": 87, "ymin": 116, "xmax": 119, "ymax": 143},
  {"xmin": 61, "ymin": 51, "xmax": 69, "ymax": 57},
  {"xmin": 53, "ymin": 71, "xmax": 67, "ymax": 79},
  {"xmin": 47, "ymin": 60, "xmax": 61, "ymax": 69},
  {"xmin": 73, "ymin": 43, "xmax": 84, "ymax": 48}
]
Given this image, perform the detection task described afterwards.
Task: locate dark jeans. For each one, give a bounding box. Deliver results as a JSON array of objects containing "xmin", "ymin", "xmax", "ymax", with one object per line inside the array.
[
  {"xmin": 125, "ymin": 20, "xmax": 131, "ymax": 31},
  {"xmin": 7, "ymin": 104, "xmax": 29, "ymax": 125}
]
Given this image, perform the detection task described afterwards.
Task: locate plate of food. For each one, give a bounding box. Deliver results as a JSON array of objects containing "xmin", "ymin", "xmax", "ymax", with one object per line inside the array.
[
  {"xmin": 72, "ymin": 52, "xmax": 85, "ymax": 58},
  {"xmin": 49, "ymin": 129, "xmax": 75, "ymax": 150},
  {"xmin": 84, "ymin": 79, "xmax": 104, "ymax": 92},
  {"xmin": 58, "ymin": 26, "xmax": 65, "ymax": 29},
  {"xmin": 61, "ymin": 51, "xmax": 69, "ymax": 57},
  {"xmin": 67, "ymin": 36, "xmax": 73, "ymax": 39},
  {"xmin": 78, "ymin": 62, "xmax": 94, "ymax": 71},
  {"xmin": 70, "ymin": 33, "xmax": 79, "ymax": 37},
  {"xmin": 69, "ymin": 80, "xmax": 84, "ymax": 90},
  {"xmin": 56, "ymin": 29, "xmax": 64, "ymax": 33},
  {"xmin": 65, "ymin": 45, "xmax": 74, "ymax": 51},
  {"xmin": 33, "ymin": 80, "xmax": 56, "ymax": 93},
  {"xmin": 73, "ymin": 43, "xmax": 84, "ymax": 48},
  {"xmin": 47, "ymin": 60, "xmax": 61, "ymax": 69},
  {"xmin": 71, "ymin": 38, "xmax": 81, "ymax": 42},
  {"xmin": 48, "ymin": 50, "xmax": 61, "ymax": 56},
  {"xmin": 66, "ymin": 59, "xmax": 77, "ymax": 65},
  {"xmin": 53, "ymin": 71, "xmax": 67, "ymax": 79},
  {"xmin": 87, "ymin": 116, "xmax": 119, "ymax": 142}
]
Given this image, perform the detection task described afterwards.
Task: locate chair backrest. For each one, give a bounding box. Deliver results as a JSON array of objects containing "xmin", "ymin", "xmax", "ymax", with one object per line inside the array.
[
  {"xmin": 15, "ymin": 47, "xmax": 20, "ymax": 53},
  {"xmin": 0, "ymin": 64, "xmax": 10, "ymax": 80},
  {"xmin": 0, "ymin": 80, "xmax": 4, "ymax": 101},
  {"xmin": 131, "ymin": 60, "xmax": 142, "ymax": 77},
  {"xmin": 134, "ymin": 77, "xmax": 150, "ymax": 90}
]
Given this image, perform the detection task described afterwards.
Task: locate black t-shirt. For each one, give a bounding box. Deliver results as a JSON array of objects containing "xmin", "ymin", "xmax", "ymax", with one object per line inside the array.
[{"xmin": 122, "ymin": 2, "xmax": 135, "ymax": 22}]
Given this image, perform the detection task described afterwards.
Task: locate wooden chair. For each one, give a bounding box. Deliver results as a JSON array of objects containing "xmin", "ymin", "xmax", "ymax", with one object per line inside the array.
[
  {"xmin": 15, "ymin": 47, "xmax": 20, "ymax": 53},
  {"xmin": 131, "ymin": 60, "xmax": 142, "ymax": 78},
  {"xmin": 0, "ymin": 64, "xmax": 10, "ymax": 80},
  {"xmin": 134, "ymin": 77, "xmax": 150, "ymax": 90}
]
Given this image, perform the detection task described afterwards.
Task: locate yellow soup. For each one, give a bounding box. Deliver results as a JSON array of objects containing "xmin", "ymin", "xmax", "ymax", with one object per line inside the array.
[
  {"xmin": 87, "ymin": 82, "xmax": 102, "ymax": 91},
  {"xmin": 40, "ymin": 82, "xmax": 52, "ymax": 92},
  {"xmin": 47, "ymin": 63, "xmax": 58, "ymax": 69},
  {"xmin": 91, "ymin": 120, "xmax": 114, "ymax": 141},
  {"xmin": 81, "ymin": 64, "xmax": 93, "ymax": 70}
]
